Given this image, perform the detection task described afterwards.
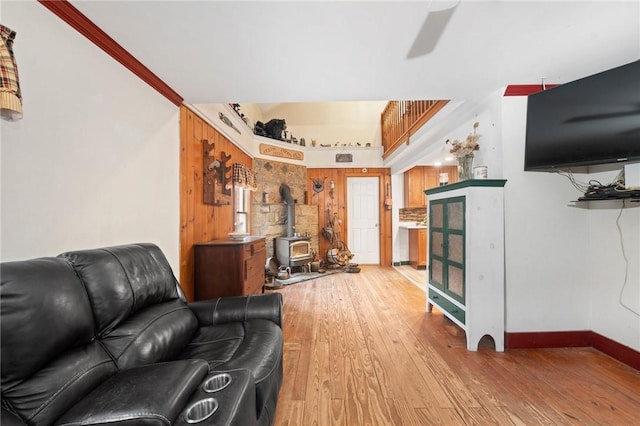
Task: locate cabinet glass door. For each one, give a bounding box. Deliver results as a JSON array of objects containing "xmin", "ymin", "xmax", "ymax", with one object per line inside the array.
[
  {"xmin": 429, "ymin": 203, "xmax": 444, "ymax": 289},
  {"xmin": 429, "ymin": 196, "xmax": 465, "ymax": 303}
]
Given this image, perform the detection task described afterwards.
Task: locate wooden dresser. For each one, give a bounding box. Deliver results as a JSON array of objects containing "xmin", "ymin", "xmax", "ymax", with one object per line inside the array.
[{"xmin": 193, "ymin": 237, "xmax": 266, "ymax": 300}]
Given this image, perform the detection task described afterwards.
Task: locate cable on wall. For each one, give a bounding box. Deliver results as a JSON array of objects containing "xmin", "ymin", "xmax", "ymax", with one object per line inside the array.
[
  {"xmin": 615, "ymin": 200, "xmax": 639, "ymax": 317},
  {"xmin": 555, "ymin": 169, "xmax": 591, "ymax": 194}
]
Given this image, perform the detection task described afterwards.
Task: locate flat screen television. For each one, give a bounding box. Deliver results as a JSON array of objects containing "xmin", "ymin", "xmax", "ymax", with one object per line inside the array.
[{"xmin": 524, "ymin": 60, "xmax": 640, "ymax": 171}]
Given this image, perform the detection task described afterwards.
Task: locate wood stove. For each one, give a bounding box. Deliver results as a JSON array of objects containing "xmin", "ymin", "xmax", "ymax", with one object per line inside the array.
[
  {"xmin": 276, "ymin": 183, "xmax": 313, "ymax": 268},
  {"xmin": 275, "ymin": 236, "xmax": 313, "ymax": 267}
]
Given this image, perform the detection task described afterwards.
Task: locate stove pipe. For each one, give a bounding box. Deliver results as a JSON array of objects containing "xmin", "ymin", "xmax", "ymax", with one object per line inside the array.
[{"xmin": 280, "ymin": 184, "xmax": 295, "ymax": 237}]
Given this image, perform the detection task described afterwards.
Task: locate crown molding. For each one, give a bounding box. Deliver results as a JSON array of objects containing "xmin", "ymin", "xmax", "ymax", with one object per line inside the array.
[
  {"xmin": 38, "ymin": 0, "xmax": 183, "ymax": 106},
  {"xmin": 503, "ymin": 84, "xmax": 559, "ymax": 96}
]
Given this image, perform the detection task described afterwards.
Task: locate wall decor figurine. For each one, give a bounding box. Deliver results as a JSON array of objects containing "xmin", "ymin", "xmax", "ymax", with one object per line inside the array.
[
  {"xmin": 254, "ymin": 122, "xmax": 267, "ymax": 137},
  {"xmin": 254, "ymin": 118, "xmax": 287, "ymax": 140},
  {"xmin": 312, "ymin": 177, "xmax": 327, "ymax": 193},
  {"xmin": 230, "ymin": 103, "xmax": 249, "ymax": 124}
]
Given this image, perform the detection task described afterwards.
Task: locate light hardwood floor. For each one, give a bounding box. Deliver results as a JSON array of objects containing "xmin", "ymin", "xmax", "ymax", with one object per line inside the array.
[
  {"xmin": 270, "ymin": 265, "xmax": 640, "ymax": 425},
  {"xmin": 394, "ymin": 265, "xmax": 427, "ymax": 290}
]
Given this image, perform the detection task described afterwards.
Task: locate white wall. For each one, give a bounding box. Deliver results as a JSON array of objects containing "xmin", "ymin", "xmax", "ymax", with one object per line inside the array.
[
  {"xmin": 502, "ymin": 96, "xmax": 592, "ymax": 333},
  {"xmin": 502, "ymin": 97, "xmax": 640, "ymax": 351},
  {"xmin": 1, "ymin": 1, "xmax": 180, "ymax": 270},
  {"xmin": 434, "ymin": 95, "xmax": 503, "ymax": 179},
  {"xmin": 391, "ymin": 173, "xmax": 406, "ymax": 264},
  {"xmin": 586, "ymin": 166, "xmax": 640, "ymax": 349}
]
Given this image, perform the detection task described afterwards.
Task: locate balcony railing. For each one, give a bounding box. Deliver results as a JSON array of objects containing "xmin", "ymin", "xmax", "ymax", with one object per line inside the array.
[{"xmin": 381, "ymin": 100, "xmax": 449, "ymax": 159}]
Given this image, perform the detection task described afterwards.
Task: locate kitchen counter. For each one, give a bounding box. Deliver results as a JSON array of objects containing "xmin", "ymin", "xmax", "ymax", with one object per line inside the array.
[{"xmin": 399, "ymin": 222, "xmax": 427, "ymax": 229}]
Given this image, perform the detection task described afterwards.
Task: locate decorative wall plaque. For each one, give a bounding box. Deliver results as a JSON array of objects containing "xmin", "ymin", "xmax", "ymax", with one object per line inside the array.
[
  {"xmin": 203, "ymin": 140, "xmax": 232, "ymax": 205},
  {"xmin": 259, "ymin": 143, "xmax": 304, "ymax": 161},
  {"xmin": 218, "ymin": 112, "xmax": 241, "ymax": 134},
  {"xmin": 335, "ymin": 153, "xmax": 353, "ymax": 163}
]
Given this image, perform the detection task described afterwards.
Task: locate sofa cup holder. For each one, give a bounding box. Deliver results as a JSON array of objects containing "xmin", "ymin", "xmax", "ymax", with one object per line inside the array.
[
  {"xmin": 203, "ymin": 373, "xmax": 232, "ymax": 393},
  {"xmin": 184, "ymin": 398, "xmax": 219, "ymax": 424}
]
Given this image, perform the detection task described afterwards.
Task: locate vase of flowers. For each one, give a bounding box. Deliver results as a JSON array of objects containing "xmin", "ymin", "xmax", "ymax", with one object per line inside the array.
[
  {"xmin": 456, "ymin": 155, "xmax": 474, "ymax": 180},
  {"xmin": 446, "ymin": 122, "xmax": 480, "ymax": 180}
]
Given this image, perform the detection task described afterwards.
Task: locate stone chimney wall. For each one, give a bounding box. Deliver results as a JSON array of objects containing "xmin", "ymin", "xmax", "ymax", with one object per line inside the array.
[{"xmin": 251, "ymin": 159, "xmax": 319, "ymax": 259}]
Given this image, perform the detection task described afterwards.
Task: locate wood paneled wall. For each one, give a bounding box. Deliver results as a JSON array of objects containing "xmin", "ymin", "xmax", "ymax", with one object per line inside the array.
[
  {"xmin": 180, "ymin": 106, "xmax": 252, "ymax": 301},
  {"xmin": 306, "ymin": 168, "xmax": 392, "ymax": 266}
]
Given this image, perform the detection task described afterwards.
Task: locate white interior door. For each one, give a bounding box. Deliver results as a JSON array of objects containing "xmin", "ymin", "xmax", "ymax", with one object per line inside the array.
[{"xmin": 347, "ymin": 177, "xmax": 380, "ymax": 264}]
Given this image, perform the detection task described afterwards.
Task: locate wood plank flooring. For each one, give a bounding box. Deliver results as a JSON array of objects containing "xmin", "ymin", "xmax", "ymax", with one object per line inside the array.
[{"xmin": 271, "ymin": 265, "xmax": 640, "ymax": 425}]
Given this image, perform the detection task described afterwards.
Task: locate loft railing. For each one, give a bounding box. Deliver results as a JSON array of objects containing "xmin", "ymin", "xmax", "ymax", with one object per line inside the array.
[{"xmin": 381, "ymin": 99, "xmax": 449, "ymax": 159}]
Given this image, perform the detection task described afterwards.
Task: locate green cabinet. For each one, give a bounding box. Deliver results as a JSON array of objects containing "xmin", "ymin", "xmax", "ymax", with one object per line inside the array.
[{"xmin": 425, "ymin": 179, "xmax": 507, "ymax": 352}]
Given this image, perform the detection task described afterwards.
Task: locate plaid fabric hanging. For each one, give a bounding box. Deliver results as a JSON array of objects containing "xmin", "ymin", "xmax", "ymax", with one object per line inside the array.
[
  {"xmin": 232, "ymin": 163, "xmax": 257, "ymax": 191},
  {"xmin": 0, "ymin": 24, "xmax": 22, "ymax": 121}
]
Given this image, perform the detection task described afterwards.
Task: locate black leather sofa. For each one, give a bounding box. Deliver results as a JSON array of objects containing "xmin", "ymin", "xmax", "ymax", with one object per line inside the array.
[{"xmin": 1, "ymin": 243, "xmax": 283, "ymax": 425}]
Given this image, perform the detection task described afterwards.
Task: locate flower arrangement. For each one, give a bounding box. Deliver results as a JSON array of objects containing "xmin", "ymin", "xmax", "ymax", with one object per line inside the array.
[{"xmin": 446, "ymin": 122, "xmax": 480, "ymax": 158}]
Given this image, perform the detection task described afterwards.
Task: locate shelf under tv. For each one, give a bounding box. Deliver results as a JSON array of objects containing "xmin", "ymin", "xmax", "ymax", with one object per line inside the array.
[{"xmin": 576, "ymin": 195, "xmax": 640, "ymax": 202}]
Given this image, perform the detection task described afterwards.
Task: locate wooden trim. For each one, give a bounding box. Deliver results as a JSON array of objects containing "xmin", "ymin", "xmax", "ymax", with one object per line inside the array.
[
  {"xmin": 591, "ymin": 332, "xmax": 640, "ymax": 371},
  {"xmin": 506, "ymin": 331, "xmax": 640, "ymax": 371},
  {"xmin": 503, "ymin": 84, "xmax": 559, "ymax": 97},
  {"xmin": 38, "ymin": 0, "xmax": 183, "ymax": 106},
  {"xmin": 506, "ymin": 331, "xmax": 592, "ymax": 349}
]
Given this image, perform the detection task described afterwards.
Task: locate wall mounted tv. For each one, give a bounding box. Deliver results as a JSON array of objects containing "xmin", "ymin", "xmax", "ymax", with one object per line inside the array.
[{"xmin": 524, "ymin": 60, "xmax": 640, "ymax": 171}]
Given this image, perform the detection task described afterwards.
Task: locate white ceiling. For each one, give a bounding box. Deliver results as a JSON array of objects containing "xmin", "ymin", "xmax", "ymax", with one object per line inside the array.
[{"xmin": 69, "ymin": 1, "xmax": 640, "ymax": 105}]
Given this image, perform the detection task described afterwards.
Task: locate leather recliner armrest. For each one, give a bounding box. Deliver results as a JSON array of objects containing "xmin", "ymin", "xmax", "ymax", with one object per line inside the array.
[
  {"xmin": 1, "ymin": 408, "xmax": 26, "ymax": 426},
  {"xmin": 188, "ymin": 293, "xmax": 283, "ymax": 328},
  {"xmin": 56, "ymin": 359, "xmax": 208, "ymax": 425}
]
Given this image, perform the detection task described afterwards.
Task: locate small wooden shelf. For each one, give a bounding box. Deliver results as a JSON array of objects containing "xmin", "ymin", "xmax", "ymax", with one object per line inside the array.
[{"xmin": 575, "ymin": 196, "xmax": 640, "ymax": 202}]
